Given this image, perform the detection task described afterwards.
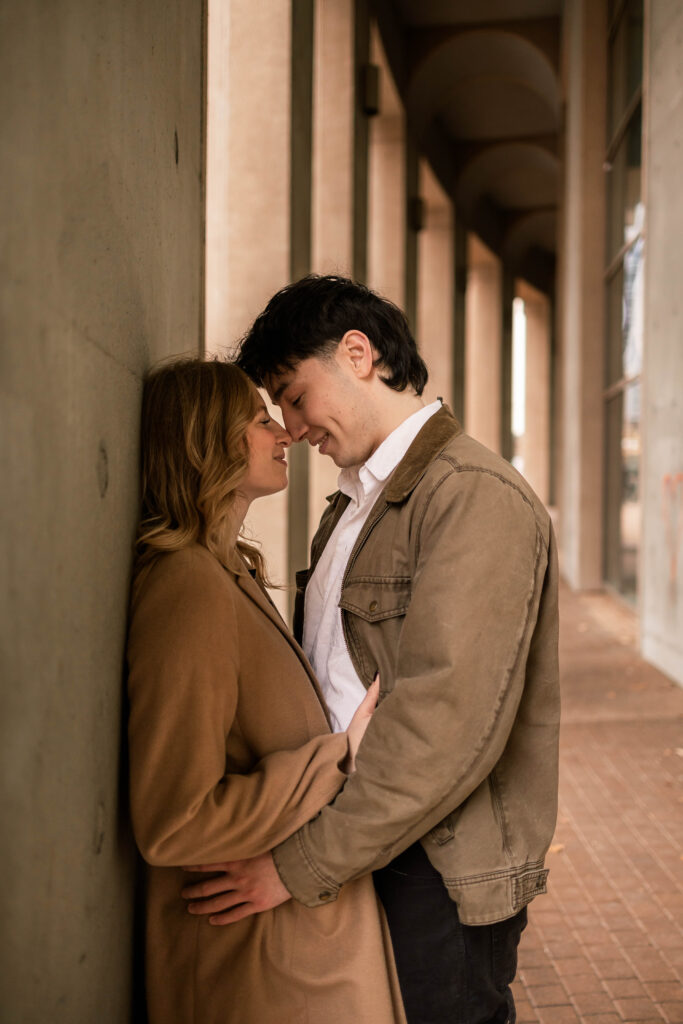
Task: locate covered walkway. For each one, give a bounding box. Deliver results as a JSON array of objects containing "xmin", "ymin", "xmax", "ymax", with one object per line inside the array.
[{"xmin": 514, "ymin": 586, "xmax": 683, "ymax": 1023}]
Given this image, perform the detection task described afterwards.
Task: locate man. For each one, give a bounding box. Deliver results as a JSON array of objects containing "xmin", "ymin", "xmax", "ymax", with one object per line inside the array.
[{"xmin": 183, "ymin": 275, "xmax": 560, "ymax": 1023}]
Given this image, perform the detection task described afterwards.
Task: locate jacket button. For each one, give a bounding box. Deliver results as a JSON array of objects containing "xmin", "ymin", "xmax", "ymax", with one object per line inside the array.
[
  {"xmin": 369, "ymin": 600, "xmax": 378, "ymax": 612},
  {"xmin": 318, "ymin": 890, "xmax": 332, "ymax": 901}
]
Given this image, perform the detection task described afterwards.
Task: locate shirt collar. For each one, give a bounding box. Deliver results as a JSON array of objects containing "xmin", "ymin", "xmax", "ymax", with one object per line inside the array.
[{"xmin": 338, "ymin": 399, "xmax": 442, "ymax": 504}]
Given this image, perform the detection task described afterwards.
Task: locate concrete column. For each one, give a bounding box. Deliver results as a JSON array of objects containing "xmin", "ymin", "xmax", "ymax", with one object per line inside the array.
[
  {"xmin": 205, "ymin": 0, "xmax": 292, "ymax": 611},
  {"xmin": 309, "ymin": 0, "xmax": 355, "ymax": 540},
  {"xmin": 464, "ymin": 234, "xmax": 503, "ymax": 454},
  {"xmin": 501, "ymin": 270, "xmax": 515, "ymax": 462},
  {"xmin": 367, "ymin": 22, "xmax": 405, "ymax": 308},
  {"xmin": 417, "ymin": 159, "xmax": 454, "ymax": 408},
  {"xmin": 548, "ymin": 296, "xmax": 559, "ymax": 507},
  {"xmin": 404, "ymin": 138, "xmax": 420, "ymax": 331},
  {"xmin": 1, "ymin": 1, "xmax": 205, "ymax": 1018},
  {"xmin": 353, "ymin": 0, "xmax": 371, "ymax": 282},
  {"xmin": 312, "ymin": 0, "xmax": 354, "ymax": 278},
  {"xmin": 287, "ymin": 0, "xmax": 314, "ymax": 607},
  {"xmin": 452, "ymin": 222, "xmax": 468, "ymax": 424},
  {"xmin": 517, "ymin": 281, "xmax": 551, "ymax": 504},
  {"xmin": 641, "ymin": 0, "xmax": 683, "ymax": 686},
  {"xmin": 553, "ymin": 124, "xmax": 567, "ymax": 517},
  {"xmin": 558, "ymin": 0, "xmax": 607, "ymax": 588}
]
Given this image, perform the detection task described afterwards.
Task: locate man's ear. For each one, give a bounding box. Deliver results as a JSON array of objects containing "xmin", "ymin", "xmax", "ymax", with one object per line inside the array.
[{"xmin": 338, "ymin": 330, "xmax": 375, "ymax": 379}]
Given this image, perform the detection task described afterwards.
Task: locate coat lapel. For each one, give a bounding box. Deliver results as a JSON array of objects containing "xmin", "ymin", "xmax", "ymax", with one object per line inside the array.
[{"xmin": 232, "ymin": 569, "xmax": 334, "ymax": 728}]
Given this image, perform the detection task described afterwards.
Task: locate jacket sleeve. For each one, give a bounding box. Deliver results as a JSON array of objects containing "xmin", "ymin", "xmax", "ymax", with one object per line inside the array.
[
  {"xmin": 272, "ymin": 468, "xmax": 549, "ymax": 906},
  {"xmin": 127, "ymin": 550, "xmax": 348, "ymax": 867}
]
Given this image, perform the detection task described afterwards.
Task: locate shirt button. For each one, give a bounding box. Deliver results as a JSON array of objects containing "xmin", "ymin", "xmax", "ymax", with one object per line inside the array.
[
  {"xmin": 318, "ymin": 890, "xmax": 332, "ymax": 901},
  {"xmin": 369, "ymin": 600, "xmax": 378, "ymax": 612}
]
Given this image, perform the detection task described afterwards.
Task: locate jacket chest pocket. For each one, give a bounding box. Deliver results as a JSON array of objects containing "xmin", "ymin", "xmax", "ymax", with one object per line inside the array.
[{"xmin": 339, "ymin": 577, "xmax": 411, "ymax": 689}]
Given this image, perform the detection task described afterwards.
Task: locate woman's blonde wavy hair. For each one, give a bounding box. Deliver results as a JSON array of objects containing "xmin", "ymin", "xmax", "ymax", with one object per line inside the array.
[{"xmin": 134, "ymin": 357, "xmax": 271, "ymax": 585}]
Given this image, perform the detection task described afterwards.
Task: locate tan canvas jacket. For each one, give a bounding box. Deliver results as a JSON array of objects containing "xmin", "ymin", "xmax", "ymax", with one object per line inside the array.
[{"xmin": 273, "ymin": 405, "xmax": 560, "ymax": 926}]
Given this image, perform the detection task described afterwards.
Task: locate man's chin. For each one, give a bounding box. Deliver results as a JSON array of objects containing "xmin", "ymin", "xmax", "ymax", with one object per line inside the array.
[
  {"xmin": 330, "ymin": 453, "xmax": 363, "ymax": 470},
  {"xmin": 312, "ymin": 439, "xmax": 365, "ymax": 469}
]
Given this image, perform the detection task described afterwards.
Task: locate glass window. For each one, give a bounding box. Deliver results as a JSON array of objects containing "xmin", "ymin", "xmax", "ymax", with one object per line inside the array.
[
  {"xmin": 620, "ymin": 380, "xmax": 641, "ymax": 598},
  {"xmin": 604, "ymin": 384, "xmax": 641, "ymax": 599},
  {"xmin": 604, "ymin": 394, "xmax": 624, "ymax": 588},
  {"xmin": 608, "ymin": 0, "xmax": 643, "ymax": 137},
  {"xmin": 606, "ymin": 104, "xmax": 642, "ymax": 262},
  {"xmin": 605, "ymin": 266, "xmax": 625, "ymax": 387},
  {"xmin": 604, "ymin": 0, "xmax": 643, "ymax": 604},
  {"xmin": 621, "ymin": 231, "xmax": 644, "ymax": 378},
  {"xmin": 605, "ymin": 232, "xmax": 644, "ymax": 387}
]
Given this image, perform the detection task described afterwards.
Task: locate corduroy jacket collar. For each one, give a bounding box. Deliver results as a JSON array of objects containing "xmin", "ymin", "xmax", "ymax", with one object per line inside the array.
[{"xmin": 383, "ymin": 404, "xmax": 462, "ymax": 503}]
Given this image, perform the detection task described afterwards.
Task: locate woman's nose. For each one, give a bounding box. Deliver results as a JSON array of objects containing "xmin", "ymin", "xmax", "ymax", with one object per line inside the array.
[{"xmin": 276, "ymin": 422, "xmax": 292, "ymax": 447}]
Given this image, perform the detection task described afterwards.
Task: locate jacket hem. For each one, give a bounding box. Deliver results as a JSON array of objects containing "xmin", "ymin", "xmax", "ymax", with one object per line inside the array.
[{"xmin": 441, "ymin": 859, "xmax": 549, "ymax": 925}]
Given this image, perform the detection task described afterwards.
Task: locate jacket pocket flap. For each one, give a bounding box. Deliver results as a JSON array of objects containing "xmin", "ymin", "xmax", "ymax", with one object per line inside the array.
[{"xmin": 339, "ymin": 578, "xmax": 411, "ymax": 622}]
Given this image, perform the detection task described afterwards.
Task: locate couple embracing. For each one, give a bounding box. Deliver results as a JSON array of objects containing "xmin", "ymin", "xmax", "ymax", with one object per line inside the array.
[{"xmin": 127, "ymin": 275, "xmax": 560, "ymax": 1024}]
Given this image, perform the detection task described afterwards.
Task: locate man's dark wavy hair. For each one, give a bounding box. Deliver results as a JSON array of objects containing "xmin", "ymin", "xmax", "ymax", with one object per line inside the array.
[{"xmin": 235, "ymin": 274, "xmax": 428, "ymax": 395}]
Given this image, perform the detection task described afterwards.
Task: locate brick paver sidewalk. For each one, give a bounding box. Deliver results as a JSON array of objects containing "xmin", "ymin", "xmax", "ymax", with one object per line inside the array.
[{"xmin": 512, "ymin": 584, "xmax": 683, "ymax": 1024}]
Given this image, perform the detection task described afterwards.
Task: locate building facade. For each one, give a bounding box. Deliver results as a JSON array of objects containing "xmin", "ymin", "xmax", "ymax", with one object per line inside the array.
[{"xmin": 1, "ymin": 0, "xmax": 682, "ymax": 1018}]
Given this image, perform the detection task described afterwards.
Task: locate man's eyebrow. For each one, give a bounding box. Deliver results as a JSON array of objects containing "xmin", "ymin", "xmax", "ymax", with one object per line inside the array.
[{"xmin": 271, "ymin": 378, "xmax": 291, "ymax": 403}]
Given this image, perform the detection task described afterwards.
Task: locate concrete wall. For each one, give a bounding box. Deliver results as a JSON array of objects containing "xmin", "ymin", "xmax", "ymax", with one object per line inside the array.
[
  {"xmin": 641, "ymin": 0, "xmax": 683, "ymax": 687},
  {"xmin": 0, "ymin": 1, "xmax": 205, "ymax": 1019}
]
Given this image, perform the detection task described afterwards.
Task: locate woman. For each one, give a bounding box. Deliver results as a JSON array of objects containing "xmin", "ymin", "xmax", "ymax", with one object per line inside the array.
[{"xmin": 127, "ymin": 358, "xmax": 404, "ymax": 1024}]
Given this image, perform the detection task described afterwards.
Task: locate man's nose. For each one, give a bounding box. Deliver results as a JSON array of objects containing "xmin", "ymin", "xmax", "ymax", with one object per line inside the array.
[{"xmin": 283, "ymin": 410, "xmax": 307, "ymax": 442}]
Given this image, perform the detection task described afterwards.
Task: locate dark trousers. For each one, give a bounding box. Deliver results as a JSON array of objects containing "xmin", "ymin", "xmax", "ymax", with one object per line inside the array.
[{"xmin": 373, "ymin": 843, "xmax": 527, "ymax": 1024}]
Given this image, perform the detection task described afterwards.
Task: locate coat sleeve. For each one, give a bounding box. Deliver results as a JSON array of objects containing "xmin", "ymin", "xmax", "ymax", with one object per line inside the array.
[
  {"xmin": 272, "ymin": 469, "xmax": 551, "ymax": 905},
  {"xmin": 127, "ymin": 550, "xmax": 348, "ymax": 867}
]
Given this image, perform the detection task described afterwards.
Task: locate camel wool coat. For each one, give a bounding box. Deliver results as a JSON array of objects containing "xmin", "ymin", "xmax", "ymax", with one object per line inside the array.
[{"xmin": 127, "ymin": 543, "xmax": 404, "ymax": 1024}]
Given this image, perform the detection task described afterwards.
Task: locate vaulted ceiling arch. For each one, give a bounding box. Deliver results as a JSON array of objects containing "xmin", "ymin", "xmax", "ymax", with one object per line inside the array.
[{"xmin": 375, "ymin": 3, "xmax": 564, "ymax": 293}]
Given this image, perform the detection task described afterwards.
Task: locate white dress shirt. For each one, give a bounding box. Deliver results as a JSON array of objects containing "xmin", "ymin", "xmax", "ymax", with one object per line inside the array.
[{"xmin": 303, "ymin": 400, "xmax": 442, "ymax": 732}]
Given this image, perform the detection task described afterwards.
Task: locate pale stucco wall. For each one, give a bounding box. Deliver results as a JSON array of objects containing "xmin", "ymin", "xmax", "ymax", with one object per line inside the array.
[
  {"xmin": 641, "ymin": 0, "xmax": 683, "ymax": 687},
  {"xmin": 0, "ymin": 1, "xmax": 205, "ymax": 1019}
]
